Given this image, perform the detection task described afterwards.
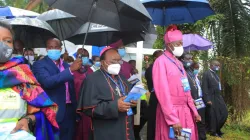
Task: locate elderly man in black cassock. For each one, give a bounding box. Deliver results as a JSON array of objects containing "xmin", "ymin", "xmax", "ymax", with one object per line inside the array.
[
  {"xmin": 180, "ymin": 53, "xmax": 206, "ymax": 140},
  {"xmin": 202, "ymin": 60, "xmax": 228, "ymax": 137},
  {"xmin": 77, "ymin": 47, "xmax": 137, "ymax": 140}
]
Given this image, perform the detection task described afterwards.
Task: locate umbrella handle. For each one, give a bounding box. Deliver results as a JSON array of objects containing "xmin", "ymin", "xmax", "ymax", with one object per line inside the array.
[
  {"xmin": 81, "ymin": 0, "xmax": 97, "ymax": 50},
  {"xmin": 59, "ymin": 20, "xmax": 67, "ymax": 52},
  {"xmin": 77, "ymin": 0, "xmax": 97, "ymax": 73},
  {"xmin": 62, "ymin": 40, "xmax": 67, "ymax": 53}
]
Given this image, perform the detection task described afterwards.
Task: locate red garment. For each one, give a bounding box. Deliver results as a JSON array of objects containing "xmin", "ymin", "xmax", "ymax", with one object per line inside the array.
[
  {"xmin": 73, "ymin": 67, "xmax": 93, "ymax": 140},
  {"xmin": 119, "ymin": 60, "xmax": 132, "ymax": 79}
]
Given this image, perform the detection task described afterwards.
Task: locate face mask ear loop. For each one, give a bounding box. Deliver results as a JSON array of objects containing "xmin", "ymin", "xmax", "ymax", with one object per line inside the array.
[
  {"xmin": 104, "ymin": 61, "xmax": 109, "ymax": 72},
  {"xmin": 168, "ymin": 43, "xmax": 174, "ymax": 52}
]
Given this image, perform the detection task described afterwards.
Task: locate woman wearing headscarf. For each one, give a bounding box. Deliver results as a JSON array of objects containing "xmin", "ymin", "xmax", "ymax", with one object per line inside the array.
[
  {"xmin": 0, "ymin": 22, "xmax": 59, "ymax": 139},
  {"xmin": 74, "ymin": 48, "xmax": 93, "ymax": 140}
]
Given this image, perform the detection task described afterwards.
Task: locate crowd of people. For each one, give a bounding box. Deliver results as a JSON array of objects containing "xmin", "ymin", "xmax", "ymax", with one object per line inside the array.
[{"xmin": 0, "ymin": 20, "xmax": 228, "ymax": 140}]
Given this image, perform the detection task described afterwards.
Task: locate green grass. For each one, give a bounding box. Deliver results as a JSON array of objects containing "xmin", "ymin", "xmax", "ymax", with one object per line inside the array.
[{"xmin": 207, "ymin": 111, "xmax": 250, "ymax": 140}]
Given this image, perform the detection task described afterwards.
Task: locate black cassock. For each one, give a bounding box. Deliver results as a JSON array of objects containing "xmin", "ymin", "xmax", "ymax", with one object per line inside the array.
[
  {"xmin": 201, "ymin": 69, "xmax": 228, "ymax": 135},
  {"xmin": 145, "ymin": 64, "xmax": 158, "ymax": 140},
  {"xmin": 77, "ymin": 70, "xmax": 135, "ymax": 140},
  {"xmin": 186, "ymin": 69, "xmax": 206, "ymax": 140}
]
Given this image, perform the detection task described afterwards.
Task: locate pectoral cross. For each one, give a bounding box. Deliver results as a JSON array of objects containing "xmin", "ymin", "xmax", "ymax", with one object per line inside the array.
[{"xmin": 115, "ymin": 87, "xmax": 121, "ymax": 96}]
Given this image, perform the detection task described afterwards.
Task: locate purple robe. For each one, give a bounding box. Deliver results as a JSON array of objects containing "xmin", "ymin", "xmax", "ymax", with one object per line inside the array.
[
  {"xmin": 73, "ymin": 67, "xmax": 93, "ymax": 140},
  {"xmin": 120, "ymin": 60, "xmax": 132, "ymax": 79},
  {"xmin": 153, "ymin": 51, "xmax": 199, "ymax": 140}
]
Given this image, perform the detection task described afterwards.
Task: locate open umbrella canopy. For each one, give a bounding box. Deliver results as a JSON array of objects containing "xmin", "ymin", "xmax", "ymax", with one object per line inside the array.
[
  {"xmin": 4, "ymin": 18, "xmax": 57, "ymax": 48},
  {"xmin": 37, "ymin": 9, "xmax": 83, "ymax": 40},
  {"xmin": 44, "ymin": 0, "xmax": 152, "ymax": 31},
  {"xmin": 141, "ymin": 0, "xmax": 215, "ymax": 26},
  {"xmin": 183, "ymin": 34, "xmax": 213, "ymax": 51},
  {"xmin": 0, "ymin": 6, "xmax": 39, "ymax": 19},
  {"xmin": 67, "ymin": 22, "xmax": 145, "ymax": 46}
]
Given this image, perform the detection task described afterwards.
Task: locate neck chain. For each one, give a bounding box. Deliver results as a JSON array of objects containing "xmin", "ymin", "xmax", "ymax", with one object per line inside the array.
[
  {"xmin": 209, "ymin": 70, "xmax": 220, "ymax": 83},
  {"xmin": 187, "ymin": 71, "xmax": 197, "ymax": 89},
  {"xmin": 100, "ymin": 70, "xmax": 125, "ymax": 97}
]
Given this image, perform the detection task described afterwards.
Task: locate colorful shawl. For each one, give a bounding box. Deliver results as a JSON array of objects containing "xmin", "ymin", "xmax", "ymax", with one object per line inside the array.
[{"xmin": 0, "ymin": 57, "xmax": 59, "ymax": 140}]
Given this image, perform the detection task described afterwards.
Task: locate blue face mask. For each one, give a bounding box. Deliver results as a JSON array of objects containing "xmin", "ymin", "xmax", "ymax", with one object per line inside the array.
[
  {"xmin": 193, "ymin": 69, "xmax": 199, "ymax": 75},
  {"xmin": 212, "ymin": 66, "xmax": 220, "ymax": 71},
  {"xmin": 118, "ymin": 49, "xmax": 126, "ymax": 58},
  {"xmin": 94, "ymin": 62, "xmax": 101, "ymax": 67},
  {"xmin": 82, "ymin": 57, "xmax": 89, "ymax": 65},
  {"xmin": 183, "ymin": 61, "xmax": 192, "ymax": 68},
  {"xmin": 47, "ymin": 49, "xmax": 61, "ymax": 61}
]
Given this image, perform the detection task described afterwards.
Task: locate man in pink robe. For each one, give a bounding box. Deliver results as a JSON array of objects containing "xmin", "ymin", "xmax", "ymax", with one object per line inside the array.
[{"xmin": 153, "ymin": 25, "xmax": 201, "ymax": 140}]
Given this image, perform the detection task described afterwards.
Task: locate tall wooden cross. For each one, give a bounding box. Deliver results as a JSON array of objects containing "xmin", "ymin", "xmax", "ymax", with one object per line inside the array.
[{"xmin": 125, "ymin": 41, "xmax": 160, "ymax": 125}]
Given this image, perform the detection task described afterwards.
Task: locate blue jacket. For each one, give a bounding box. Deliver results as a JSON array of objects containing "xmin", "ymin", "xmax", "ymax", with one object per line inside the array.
[{"xmin": 32, "ymin": 56, "xmax": 77, "ymax": 123}]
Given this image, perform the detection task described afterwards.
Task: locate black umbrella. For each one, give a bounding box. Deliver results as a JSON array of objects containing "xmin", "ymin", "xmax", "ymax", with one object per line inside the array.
[
  {"xmin": 4, "ymin": 17, "xmax": 57, "ymax": 48},
  {"xmin": 37, "ymin": 9, "xmax": 83, "ymax": 40},
  {"xmin": 37, "ymin": 9, "xmax": 83, "ymax": 51},
  {"xmin": 44, "ymin": 0, "xmax": 152, "ymax": 31},
  {"xmin": 67, "ymin": 22, "xmax": 146, "ymax": 46}
]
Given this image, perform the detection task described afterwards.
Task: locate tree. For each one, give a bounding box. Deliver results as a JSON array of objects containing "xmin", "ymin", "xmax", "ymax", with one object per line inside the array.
[
  {"xmin": 1, "ymin": 0, "xmax": 47, "ymax": 13},
  {"xmin": 153, "ymin": 0, "xmax": 250, "ymax": 122},
  {"xmin": 25, "ymin": 0, "xmax": 42, "ymax": 11}
]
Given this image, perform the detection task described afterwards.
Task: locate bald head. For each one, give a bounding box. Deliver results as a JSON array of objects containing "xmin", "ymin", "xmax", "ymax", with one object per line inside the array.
[
  {"xmin": 210, "ymin": 60, "xmax": 220, "ymax": 70},
  {"xmin": 210, "ymin": 60, "xmax": 220, "ymax": 66},
  {"xmin": 77, "ymin": 48, "xmax": 89, "ymax": 58},
  {"xmin": 101, "ymin": 49, "xmax": 121, "ymax": 70},
  {"xmin": 46, "ymin": 38, "xmax": 62, "ymax": 50},
  {"xmin": 153, "ymin": 50, "xmax": 163, "ymax": 59}
]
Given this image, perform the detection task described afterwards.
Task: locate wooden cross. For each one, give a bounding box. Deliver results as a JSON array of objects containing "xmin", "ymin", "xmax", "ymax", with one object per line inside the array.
[{"xmin": 125, "ymin": 41, "xmax": 160, "ymax": 125}]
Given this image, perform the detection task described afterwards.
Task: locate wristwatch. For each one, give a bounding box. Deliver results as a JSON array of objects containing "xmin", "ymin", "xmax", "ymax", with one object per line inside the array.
[{"xmin": 23, "ymin": 116, "xmax": 34, "ymax": 131}]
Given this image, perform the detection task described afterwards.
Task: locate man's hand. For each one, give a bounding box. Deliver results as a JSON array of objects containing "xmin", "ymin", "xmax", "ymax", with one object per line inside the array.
[
  {"xmin": 11, "ymin": 115, "xmax": 35, "ymax": 134},
  {"xmin": 70, "ymin": 59, "xmax": 82, "ymax": 72},
  {"xmin": 11, "ymin": 119, "xmax": 29, "ymax": 133},
  {"xmin": 118, "ymin": 96, "xmax": 131, "ymax": 112},
  {"xmin": 130, "ymin": 100, "xmax": 137, "ymax": 107},
  {"xmin": 207, "ymin": 101, "xmax": 212, "ymax": 105},
  {"xmin": 173, "ymin": 123, "xmax": 182, "ymax": 136},
  {"xmin": 195, "ymin": 115, "xmax": 202, "ymax": 122}
]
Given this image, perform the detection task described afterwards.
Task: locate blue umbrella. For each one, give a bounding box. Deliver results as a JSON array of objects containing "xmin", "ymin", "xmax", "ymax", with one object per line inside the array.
[
  {"xmin": 0, "ymin": 6, "xmax": 39, "ymax": 19},
  {"xmin": 141, "ymin": 0, "xmax": 215, "ymax": 26}
]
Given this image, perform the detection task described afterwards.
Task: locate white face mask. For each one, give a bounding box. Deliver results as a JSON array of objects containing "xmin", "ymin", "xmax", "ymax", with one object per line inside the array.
[
  {"xmin": 25, "ymin": 55, "xmax": 34, "ymax": 61},
  {"xmin": 107, "ymin": 64, "xmax": 121, "ymax": 75},
  {"xmin": 169, "ymin": 46, "xmax": 184, "ymax": 57}
]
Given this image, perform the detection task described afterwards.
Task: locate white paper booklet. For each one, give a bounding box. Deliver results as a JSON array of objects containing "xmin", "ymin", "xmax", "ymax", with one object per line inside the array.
[
  {"xmin": 194, "ymin": 98, "xmax": 206, "ymax": 110},
  {"xmin": 0, "ymin": 122, "xmax": 36, "ymax": 140},
  {"xmin": 176, "ymin": 128, "xmax": 192, "ymax": 140}
]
